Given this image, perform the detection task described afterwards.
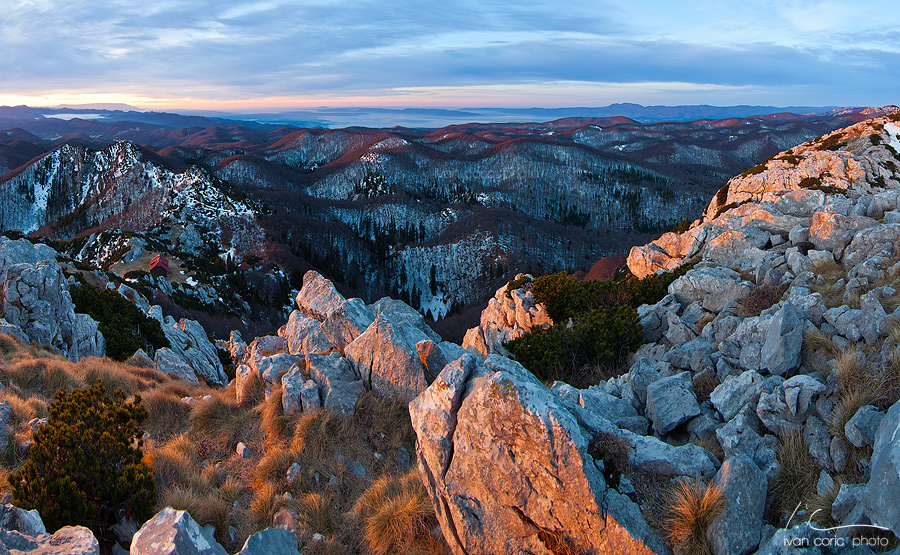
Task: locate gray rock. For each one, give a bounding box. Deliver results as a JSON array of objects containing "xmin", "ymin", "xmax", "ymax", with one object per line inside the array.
[
  {"xmin": 117, "ymin": 283, "xmax": 150, "ymax": 315},
  {"xmin": 832, "ymin": 483, "xmax": 866, "ymax": 523},
  {"xmin": 130, "ymin": 507, "xmax": 228, "ymax": 555},
  {"xmin": 410, "ymin": 354, "xmax": 668, "ymax": 555},
  {"xmin": 708, "ymin": 455, "xmax": 766, "ymax": 555},
  {"xmin": 416, "ymin": 339, "xmax": 449, "ymax": 384},
  {"xmin": 321, "ymin": 298, "xmax": 374, "ymax": 349},
  {"xmin": 626, "ymin": 357, "xmax": 669, "ymax": 407},
  {"xmin": 322, "ymin": 379, "xmax": 365, "ymax": 416},
  {"xmin": 157, "ymin": 317, "xmax": 227, "ymax": 385},
  {"xmin": 236, "ymin": 442, "xmax": 252, "ymax": 458},
  {"xmin": 369, "ymin": 297, "xmax": 442, "ymax": 343},
  {"xmin": 646, "ymin": 372, "xmax": 701, "ymax": 435},
  {"xmin": 760, "ymin": 302, "xmax": 804, "ymax": 376},
  {"xmin": 804, "ymin": 416, "xmax": 833, "ymax": 471},
  {"xmin": 717, "ymin": 407, "xmax": 780, "ymax": 488},
  {"xmin": 668, "ymin": 266, "xmax": 753, "ymax": 313},
  {"xmin": 782, "ymin": 374, "xmax": 826, "ymax": 418},
  {"xmin": 255, "ymin": 353, "xmax": 302, "ymax": 385},
  {"xmin": 831, "ymin": 437, "xmax": 849, "ymax": 474},
  {"xmin": 817, "ymin": 470, "xmax": 836, "ymax": 497},
  {"xmin": 824, "ymin": 306, "xmax": 863, "ymax": 343},
  {"xmin": 0, "ymin": 503, "xmax": 45, "ymax": 536},
  {"xmin": 278, "ymin": 311, "xmax": 335, "ymax": 355},
  {"xmin": 579, "ymin": 385, "xmax": 649, "ymax": 435},
  {"xmin": 859, "ymin": 291, "xmax": 890, "ymax": 344},
  {"xmin": 237, "ymin": 527, "xmax": 300, "ymax": 555},
  {"xmin": 295, "ymin": 270, "xmax": 346, "ymax": 321},
  {"xmin": 280, "ymin": 364, "xmax": 306, "ymax": 415},
  {"xmin": 664, "ymin": 311, "xmax": 697, "ymax": 344},
  {"xmin": 234, "ymin": 364, "xmax": 257, "ymax": 406},
  {"xmin": 845, "ymin": 405, "xmax": 885, "ymax": 449},
  {"xmin": 862, "ymin": 398, "xmax": 900, "ymax": 533},
  {"xmin": 155, "ymin": 348, "xmax": 199, "ymax": 383},
  {"xmin": 345, "ymin": 315, "xmax": 430, "ymax": 401},
  {"xmin": 710, "ymin": 370, "xmax": 765, "ymax": 422},
  {"xmin": 27, "ymin": 526, "xmax": 100, "ymax": 554},
  {"xmin": 628, "ymin": 432, "xmax": 718, "ymax": 480}
]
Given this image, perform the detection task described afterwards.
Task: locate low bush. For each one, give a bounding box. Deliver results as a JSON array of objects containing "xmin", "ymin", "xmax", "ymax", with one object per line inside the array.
[
  {"xmin": 70, "ymin": 281, "xmax": 170, "ymax": 361},
  {"xmin": 8, "ymin": 382, "xmax": 157, "ymax": 540},
  {"xmin": 506, "ymin": 263, "xmax": 692, "ymax": 386},
  {"xmin": 738, "ymin": 283, "xmax": 789, "ymax": 318}
]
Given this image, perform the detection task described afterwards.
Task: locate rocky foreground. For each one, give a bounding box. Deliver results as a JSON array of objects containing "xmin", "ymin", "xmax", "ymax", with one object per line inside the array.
[{"xmin": 1, "ymin": 115, "xmax": 900, "ymax": 553}]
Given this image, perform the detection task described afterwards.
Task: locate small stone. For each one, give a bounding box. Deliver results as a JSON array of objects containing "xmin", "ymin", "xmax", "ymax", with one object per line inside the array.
[{"xmin": 236, "ymin": 442, "xmax": 252, "ymax": 458}]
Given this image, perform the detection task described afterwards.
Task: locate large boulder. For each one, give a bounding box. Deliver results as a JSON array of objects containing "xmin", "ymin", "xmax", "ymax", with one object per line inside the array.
[
  {"xmin": 1, "ymin": 261, "xmax": 105, "ymax": 361},
  {"xmin": 410, "ymin": 354, "xmax": 668, "ymax": 555},
  {"xmin": 862, "ymin": 398, "xmax": 900, "ymax": 534},
  {"xmin": 131, "ymin": 507, "xmax": 227, "ymax": 555},
  {"xmin": 645, "ymin": 372, "xmax": 701, "ymax": 435},
  {"xmin": 759, "ymin": 302, "xmax": 804, "ymax": 376},
  {"xmin": 707, "ymin": 455, "xmax": 767, "ymax": 555},
  {"xmin": 277, "ymin": 311, "xmax": 332, "ymax": 355},
  {"xmin": 236, "ymin": 527, "xmax": 300, "ymax": 555},
  {"xmin": 154, "ymin": 315, "xmax": 228, "ymax": 385},
  {"xmin": 321, "ymin": 298, "xmax": 374, "ymax": 349},
  {"xmin": 295, "ymin": 270, "xmax": 346, "ymax": 321},
  {"xmin": 345, "ymin": 315, "xmax": 432, "ymax": 401},
  {"xmin": 462, "ymin": 277, "xmax": 551, "ymax": 357}
]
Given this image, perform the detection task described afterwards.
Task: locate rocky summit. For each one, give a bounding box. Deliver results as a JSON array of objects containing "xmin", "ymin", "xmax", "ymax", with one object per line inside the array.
[{"xmin": 1, "ymin": 114, "xmax": 900, "ymax": 554}]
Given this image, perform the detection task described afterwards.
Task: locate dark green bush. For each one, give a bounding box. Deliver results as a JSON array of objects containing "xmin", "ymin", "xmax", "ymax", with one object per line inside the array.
[
  {"xmin": 70, "ymin": 282, "xmax": 170, "ymax": 361},
  {"xmin": 9, "ymin": 382, "xmax": 157, "ymax": 539},
  {"xmin": 505, "ymin": 305, "xmax": 641, "ymax": 386},
  {"xmin": 507, "ymin": 264, "xmax": 691, "ymax": 386}
]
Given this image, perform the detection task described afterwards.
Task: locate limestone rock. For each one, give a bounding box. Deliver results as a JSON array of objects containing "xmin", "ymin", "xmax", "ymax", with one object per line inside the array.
[
  {"xmin": 860, "ymin": 397, "xmax": 900, "ymax": 533},
  {"xmin": 461, "ymin": 277, "xmax": 551, "ymax": 357},
  {"xmin": 845, "ymin": 405, "xmax": 884, "ymax": 448},
  {"xmin": 321, "ymin": 298, "xmax": 374, "ymax": 349},
  {"xmin": 154, "ymin": 348, "xmax": 200, "ymax": 383},
  {"xmin": 295, "ymin": 270, "xmax": 346, "ymax": 321},
  {"xmin": 278, "ymin": 311, "xmax": 334, "ymax": 356},
  {"xmin": 708, "ymin": 455, "xmax": 766, "ymax": 555},
  {"xmin": 410, "ymin": 354, "xmax": 667, "ymax": 555},
  {"xmin": 710, "ymin": 370, "xmax": 766, "ymax": 422},
  {"xmin": 345, "ymin": 315, "xmax": 431, "ymax": 401},
  {"xmin": 760, "ymin": 302, "xmax": 803, "ymax": 376},
  {"xmin": 157, "ymin": 316, "xmax": 227, "ymax": 385},
  {"xmin": 668, "ymin": 265, "xmax": 752, "ymax": 313},
  {"xmin": 645, "ymin": 372, "xmax": 701, "ymax": 435},
  {"xmin": 237, "ymin": 528, "xmax": 300, "ymax": 555},
  {"xmin": 131, "ymin": 507, "xmax": 227, "ymax": 555}
]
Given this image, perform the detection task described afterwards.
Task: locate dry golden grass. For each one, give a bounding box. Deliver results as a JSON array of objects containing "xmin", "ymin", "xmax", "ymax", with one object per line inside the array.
[
  {"xmin": 140, "ymin": 388, "xmax": 193, "ymax": 440},
  {"xmin": 811, "ymin": 260, "xmax": 844, "ymax": 280},
  {"xmin": 774, "ymin": 432, "xmax": 819, "ymax": 521},
  {"xmin": 692, "ymin": 436, "xmax": 725, "ymax": 464},
  {"xmin": 191, "ymin": 390, "xmax": 260, "ymax": 450},
  {"xmin": 664, "ymin": 479, "xmax": 725, "ymax": 555},
  {"xmin": 249, "ymin": 481, "xmax": 279, "ymax": 526},
  {"xmin": 350, "ymin": 471, "xmax": 448, "ymax": 555},
  {"xmin": 255, "ymin": 446, "xmax": 300, "ymax": 489},
  {"xmin": 295, "ymin": 491, "xmax": 337, "ymax": 536},
  {"xmin": 695, "ymin": 313, "xmax": 715, "ymax": 334}
]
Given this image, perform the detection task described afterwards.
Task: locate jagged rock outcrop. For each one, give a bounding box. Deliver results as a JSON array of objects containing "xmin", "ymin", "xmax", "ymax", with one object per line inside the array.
[
  {"xmin": 462, "ymin": 274, "xmax": 552, "ymax": 357},
  {"xmin": 273, "ymin": 270, "xmax": 442, "ymax": 404},
  {"xmin": 131, "ymin": 507, "xmax": 227, "ymax": 555},
  {"xmin": 0, "ymin": 504, "xmax": 98, "ymax": 554},
  {"xmin": 0, "ymin": 237, "xmax": 104, "ymax": 360},
  {"xmin": 147, "ymin": 308, "xmax": 227, "ymax": 385},
  {"xmin": 411, "ymin": 354, "xmax": 669, "ymax": 555}
]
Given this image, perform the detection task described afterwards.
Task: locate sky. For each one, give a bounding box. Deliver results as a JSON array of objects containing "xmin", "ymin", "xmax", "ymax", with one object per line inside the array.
[{"xmin": 1, "ymin": 0, "xmax": 899, "ymax": 110}]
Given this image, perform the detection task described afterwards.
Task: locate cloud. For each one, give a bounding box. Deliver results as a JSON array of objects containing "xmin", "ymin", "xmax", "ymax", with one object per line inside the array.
[{"xmin": 2, "ymin": 0, "xmax": 899, "ymax": 107}]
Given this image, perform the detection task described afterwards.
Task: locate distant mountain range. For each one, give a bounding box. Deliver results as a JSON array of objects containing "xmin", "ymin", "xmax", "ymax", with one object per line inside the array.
[
  {"xmin": 0, "ymin": 104, "xmax": 894, "ymax": 340},
  {"xmin": 1, "ymin": 102, "xmax": 843, "ymax": 130}
]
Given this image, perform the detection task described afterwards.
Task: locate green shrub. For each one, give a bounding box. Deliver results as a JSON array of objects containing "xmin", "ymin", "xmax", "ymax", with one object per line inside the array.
[
  {"xmin": 70, "ymin": 281, "xmax": 170, "ymax": 361},
  {"xmin": 505, "ymin": 305, "xmax": 641, "ymax": 386},
  {"xmin": 8, "ymin": 381, "xmax": 157, "ymax": 539},
  {"xmin": 508, "ymin": 264, "xmax": 692, "ymax": 385},
  {"xmin": 740, "ymin": 163, "xmax": 767, "ymax": 177}
]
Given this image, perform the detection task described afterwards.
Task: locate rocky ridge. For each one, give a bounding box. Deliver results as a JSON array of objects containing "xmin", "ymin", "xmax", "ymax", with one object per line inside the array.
[{"xmin": 407, "ymin": 114, "xmax": 900, "ymax": 554}]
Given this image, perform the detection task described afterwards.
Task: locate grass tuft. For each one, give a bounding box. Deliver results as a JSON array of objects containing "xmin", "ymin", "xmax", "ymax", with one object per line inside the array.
[{"xmin": 664, "ymin": 479, "xmax": 725, "ymax": 555}]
